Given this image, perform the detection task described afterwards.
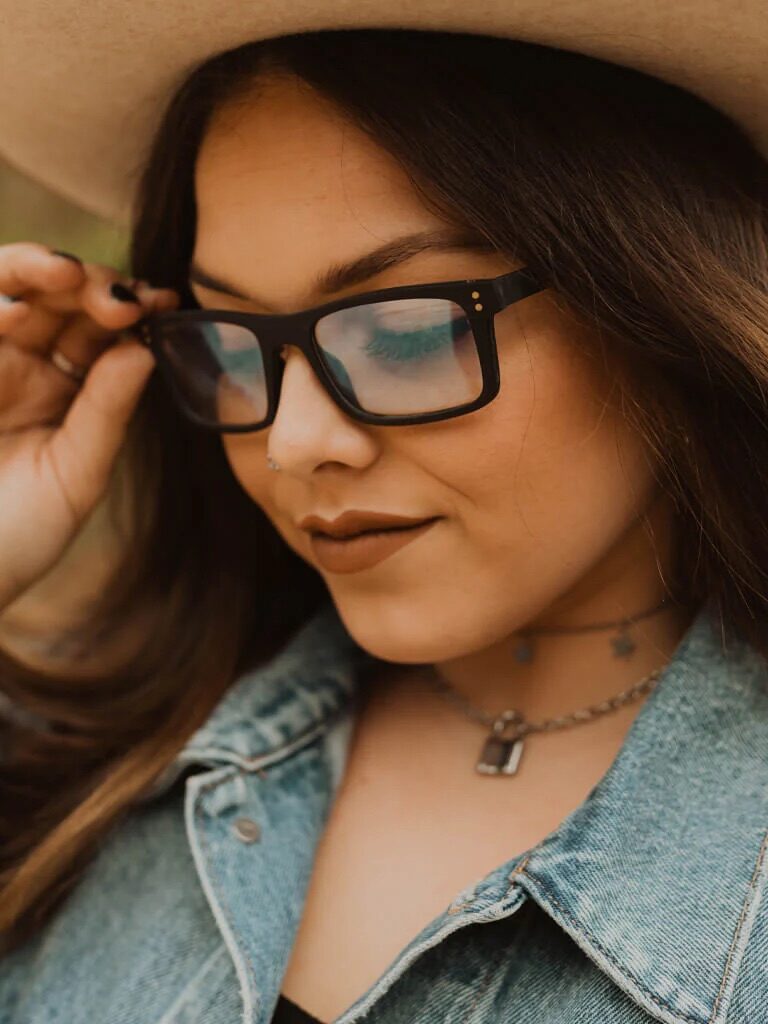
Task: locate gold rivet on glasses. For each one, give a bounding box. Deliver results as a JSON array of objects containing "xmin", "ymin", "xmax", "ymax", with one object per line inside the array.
[
  {"xmin": 471, "ymin": 291, "xmax": 480, "ymax": 299},
  {"xmin": 474, "ymin": 303, "xmax": 483, "ymax": 311}
]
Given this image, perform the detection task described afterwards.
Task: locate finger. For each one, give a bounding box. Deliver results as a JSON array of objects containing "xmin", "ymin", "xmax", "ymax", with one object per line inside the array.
[
  {"xmin": 1, "ymin": 259, "xmax": 135, "ymax": 354},
  {"xmin": 44, "ymin": 338, "xmax": 158, "ymax": 520},
  {"xmin": 31, "ymin": 280, "xmax": 180, "ymax": 387},
  {"xmin": 45, "ymin": 280, "xmax": 182, "ymax": 369},
  {"xmin": 0, "ymin": 242, "xmax": 85, "ymax": 300},
  {"xmin": 6, "ymin": 273, "xmax": 178, "ymax": 356},
  {"xmin": 40, "ymin": 312, "xmax": 127, "ymax": 374},
  {"xmin": 128, "ymin": 280, "xmax": 182, "ymax": 313},
  {"xmin": 0, "ymin": 295, "xmax": 32, "ymax": 334},
  {"xmin": 58, "ymin": 269, "xmax": 181, "ymax": 336},
  {"xmin": 0, "ymin": 299, "xmax": 73, "ymax": 354},
  {"xmin": 0, "ymin": 333, "xmax": 87, "ymax": 432}
]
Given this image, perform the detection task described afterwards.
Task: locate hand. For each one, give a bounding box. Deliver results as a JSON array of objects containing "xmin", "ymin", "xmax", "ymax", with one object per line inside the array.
[{"xmin": 0, "ymin": 242, "xmax": 180, "ymax": 609}]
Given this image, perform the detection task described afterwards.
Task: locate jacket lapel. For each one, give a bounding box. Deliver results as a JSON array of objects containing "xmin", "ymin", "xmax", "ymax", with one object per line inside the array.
[{"xmin": 514, "ymin": 600, "xmax": 768, "ymax": 1023}]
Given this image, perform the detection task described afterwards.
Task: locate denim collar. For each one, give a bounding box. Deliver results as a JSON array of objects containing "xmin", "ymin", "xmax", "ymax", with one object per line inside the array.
[
  {"xmin": 161, "ymin": 597, "xmax": 768, "ymax": 1024},
  {"xmin": 172, "ymin": 601, "xmax": 376, "ymax": 772},
  {"xmin": 513, "ymin": 601, "xmax": 768, "ymax": 1023}
]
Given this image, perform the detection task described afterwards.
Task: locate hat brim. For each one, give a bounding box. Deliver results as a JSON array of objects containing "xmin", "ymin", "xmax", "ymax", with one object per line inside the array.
[{"xmin": 1, "ymin": 0, "xmax": 766, "ymax": 223}]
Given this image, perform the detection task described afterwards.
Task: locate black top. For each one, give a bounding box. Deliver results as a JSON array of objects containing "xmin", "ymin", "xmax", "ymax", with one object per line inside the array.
[{"xmin": 272, "ymin": 993, "xmax": 325, "ymax": 1024}]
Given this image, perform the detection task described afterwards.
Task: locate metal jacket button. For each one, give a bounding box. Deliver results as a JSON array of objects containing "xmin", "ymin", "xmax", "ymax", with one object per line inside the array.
[{"xmin": 232, "ymin": 816, "xmax": 262, "ymax": 843}]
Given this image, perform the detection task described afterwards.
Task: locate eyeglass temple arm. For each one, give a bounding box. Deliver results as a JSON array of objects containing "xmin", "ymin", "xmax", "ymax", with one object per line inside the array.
[{"xmin": 492, "ymin": 268, "xmax": 545, "ymax": 311}]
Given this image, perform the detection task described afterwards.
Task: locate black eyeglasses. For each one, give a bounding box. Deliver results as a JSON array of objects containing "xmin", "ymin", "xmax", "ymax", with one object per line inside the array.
[{"xmin": 135, "ymin": 267, "xmax": 545, "ymax": 433}]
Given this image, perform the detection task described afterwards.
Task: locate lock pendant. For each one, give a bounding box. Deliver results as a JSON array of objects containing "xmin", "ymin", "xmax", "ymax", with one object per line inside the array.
[{"xmin": 475, "ymin": 709, "xmax": 526, "ymax": 776}]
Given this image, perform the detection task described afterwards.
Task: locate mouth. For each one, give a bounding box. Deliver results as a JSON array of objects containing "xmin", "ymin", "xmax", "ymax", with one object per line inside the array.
[
  {"xmin": 314, "ymin": 518, "xmax": 439, "ymax": 541},
  {"xmin": 308, "ymin": 517, "xmax": 442, "ymax": 573}
]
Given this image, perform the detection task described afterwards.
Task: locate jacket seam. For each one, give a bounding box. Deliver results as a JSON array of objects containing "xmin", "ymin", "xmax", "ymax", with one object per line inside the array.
[
  {"xmin": 155, "ymin": 942, "xmax": 230, "ymax": 1024},
  {"xmin": 188, "ymin": 767, "xmax": 260, "ymax": 1024},
  {"xmin": 462, "ymin": 942, "xmax": 511, "ymax": 1021},
  {"xmin": 181, "ymin": 706, "xmax": 347, "ymax": 775},
  {"xmin": 518, "ymin": 868, "xmax": 707, "ymax": 1024},
  {"xmin": 710, "ymin": 823, "xmax": 768, "ymax": 1024}
]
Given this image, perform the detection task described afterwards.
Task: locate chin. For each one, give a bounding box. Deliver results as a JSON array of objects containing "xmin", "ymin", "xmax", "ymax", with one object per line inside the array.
[{"xmin": 329, "ymin": 594, "xmax": 482, "ymax": 666}]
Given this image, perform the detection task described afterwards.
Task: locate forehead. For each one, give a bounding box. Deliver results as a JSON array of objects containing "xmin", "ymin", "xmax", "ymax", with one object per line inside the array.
[{"xmin": 194, "ymin": 73, "xmax": 441, "ymax": 262}]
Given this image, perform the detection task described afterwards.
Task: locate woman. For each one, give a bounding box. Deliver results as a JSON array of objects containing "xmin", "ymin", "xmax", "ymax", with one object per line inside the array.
[{"xmin": 1, "ymin": 12, "xmax": 768, "ymax": 1024}]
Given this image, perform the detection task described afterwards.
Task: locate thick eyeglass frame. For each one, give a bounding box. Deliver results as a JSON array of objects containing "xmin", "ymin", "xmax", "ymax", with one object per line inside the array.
[{"xmin": 135, "ymin": 266, "xmax": 546, "ymax": 433}]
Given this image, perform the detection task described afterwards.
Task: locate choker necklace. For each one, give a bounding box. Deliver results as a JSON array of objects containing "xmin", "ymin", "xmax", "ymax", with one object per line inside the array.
[
  {"xmin": 422, "ymin": 596, "xmax": 676, "ymax": 777},
  {"xmin": 512, "ymin": 596, "xmax": 672, "ymax": 662}
]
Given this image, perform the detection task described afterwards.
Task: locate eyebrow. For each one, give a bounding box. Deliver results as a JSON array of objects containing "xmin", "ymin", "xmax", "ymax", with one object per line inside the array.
[{"xmin": 188, "ymin": 227, "xmax": 497, "ymax": 308}]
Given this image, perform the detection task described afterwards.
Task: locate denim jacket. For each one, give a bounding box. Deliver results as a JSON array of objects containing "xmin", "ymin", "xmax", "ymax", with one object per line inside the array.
[{"xmin": 2, "ymin": 597, "xmax": 768, "ymax": 1024}]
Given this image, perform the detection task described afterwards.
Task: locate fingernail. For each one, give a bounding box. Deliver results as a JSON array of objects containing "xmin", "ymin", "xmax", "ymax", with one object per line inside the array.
[
  {"xmin": 51, "ymin": 249, "xmax": 83, "ymax": 264},
  {"xmin": 110, "ymin": 282, "xmax": 141, "ymax": 304}
]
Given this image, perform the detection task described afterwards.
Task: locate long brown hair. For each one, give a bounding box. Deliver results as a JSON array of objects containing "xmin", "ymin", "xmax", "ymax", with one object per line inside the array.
[{"xmin": 1, "ymin": 27, "xmax": 767, "ymax": 953}]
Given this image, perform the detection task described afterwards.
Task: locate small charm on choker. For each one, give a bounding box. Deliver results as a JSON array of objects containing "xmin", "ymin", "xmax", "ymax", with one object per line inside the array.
[
  {"xmin": 513, "ymin": 635, "xmax": 534, "ymax": 663},
  {"xmin": 611, "ymin": 623, "xmax": 637, "ymax": 658}
]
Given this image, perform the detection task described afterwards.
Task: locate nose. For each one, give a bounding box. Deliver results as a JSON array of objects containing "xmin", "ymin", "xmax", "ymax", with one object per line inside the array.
[{"xmin": 266, "ymin": 344, "xmax": 376, "ymax": 474}]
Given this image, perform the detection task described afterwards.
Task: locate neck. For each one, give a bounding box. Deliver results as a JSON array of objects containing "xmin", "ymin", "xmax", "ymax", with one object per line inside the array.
[{"xmin": 415, "ymin": 601, "xmax": 694, "ymax": 723}]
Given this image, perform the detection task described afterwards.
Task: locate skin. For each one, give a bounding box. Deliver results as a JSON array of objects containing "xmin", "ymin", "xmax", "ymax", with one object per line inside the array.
[
  {"xmin": 190, "ymin": 74, "xmax": 700, "ymax": 1017},
  {"xmin": 192, "ymin": 72, "xmax": 694, "ymax": 718}
]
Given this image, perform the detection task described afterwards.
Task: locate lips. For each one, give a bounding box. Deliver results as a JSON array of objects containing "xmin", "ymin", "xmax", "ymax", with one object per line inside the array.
[
  {"xmin": 299, "ymin": 510, "xmax": 438, "ymax": 539},
  {"xmin": 317, "ymin": 521, "xmax": 429, "ymax": 539},
  {"xmin": 308, "ymin": 518, "xmax": 441, "ymax": 573}
]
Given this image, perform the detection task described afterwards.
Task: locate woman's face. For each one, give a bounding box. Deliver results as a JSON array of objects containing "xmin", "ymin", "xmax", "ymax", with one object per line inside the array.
[{"xmin": 191, "ymin": 72, "xmax": 670, "ymax": 664}]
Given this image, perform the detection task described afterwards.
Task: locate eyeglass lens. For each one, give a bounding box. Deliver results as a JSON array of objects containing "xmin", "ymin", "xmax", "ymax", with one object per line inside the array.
[{"xmin": 156, "ymin": 296, "xmax": 484, "ymax": 428}]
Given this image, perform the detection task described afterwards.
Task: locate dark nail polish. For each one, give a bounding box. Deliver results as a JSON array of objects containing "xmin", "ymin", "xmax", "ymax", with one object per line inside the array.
[
  {"xmin": 110, "ymin": 282, "xmax": 141, "ymax": 304},
  {"xmin": 51, "ymin": 249, "xmax": 83, "ymax": 264}
]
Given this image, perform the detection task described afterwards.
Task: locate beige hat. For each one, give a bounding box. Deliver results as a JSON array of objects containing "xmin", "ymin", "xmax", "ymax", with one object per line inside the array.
[{"xmin": 0, "ymin": 0, "xmax": 765, "ymax": 224}]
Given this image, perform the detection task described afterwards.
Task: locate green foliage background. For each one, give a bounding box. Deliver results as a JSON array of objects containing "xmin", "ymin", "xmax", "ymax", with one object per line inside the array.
[{"xmin": 0, "ymin": 159, "xmax": 129, "ymax": 270}]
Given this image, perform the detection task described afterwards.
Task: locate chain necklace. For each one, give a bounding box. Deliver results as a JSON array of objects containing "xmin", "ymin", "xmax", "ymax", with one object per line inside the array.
[{"xmin": 421, "ymin": 597, "xmax": 673, "ymax": 777}]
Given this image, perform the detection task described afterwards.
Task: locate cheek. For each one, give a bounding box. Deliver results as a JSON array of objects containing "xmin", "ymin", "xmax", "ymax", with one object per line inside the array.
[
  {"xmin": 222, "ymin": 432, "xmax": 271, "ymax": 507},
  {"xmin": 418, "ymin": 316, "xmax": 656, "ymax": 578},
  {"xmin": 222, "ymin": 433, "xmax": 310, "ymax": 560}
]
